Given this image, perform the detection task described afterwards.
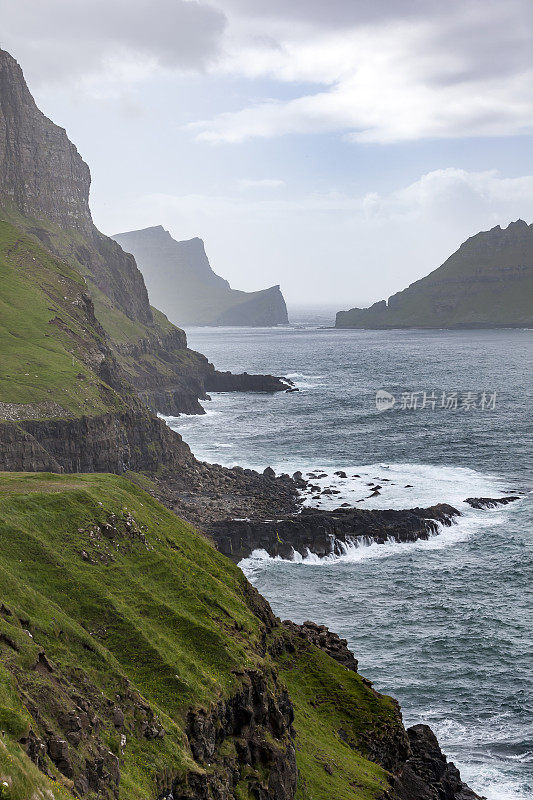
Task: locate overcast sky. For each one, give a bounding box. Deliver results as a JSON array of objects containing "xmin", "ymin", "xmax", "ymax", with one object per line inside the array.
[{"xmin": 2, "ymin": 0, "xmax": 533, "ymax": 307}]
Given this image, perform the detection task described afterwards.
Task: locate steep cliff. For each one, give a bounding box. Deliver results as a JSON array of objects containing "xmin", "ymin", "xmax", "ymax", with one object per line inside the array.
[
  {"xmin": 0, "ymin": 472, "xmax": 479, "ymax": 800},
  {"xmin": 113, "ymin": 226, "xmax": 289, "ymax": 327},
  {"xmin": 0, "ymin": 48, "xmax": 290, "ymax": 429},
  {"xmin": 336, "ymin": 220, "xmax": 533, "ymax": 329}
]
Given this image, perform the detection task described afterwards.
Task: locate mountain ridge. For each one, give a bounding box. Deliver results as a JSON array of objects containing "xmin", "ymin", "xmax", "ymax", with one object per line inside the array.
[
  {"xmin": 336, "ymin": 219, "xmax": 533, "ymax": 329},
  {"xmin": 113, "ymin": 225, "xmax": 289, "ymax": 327}
]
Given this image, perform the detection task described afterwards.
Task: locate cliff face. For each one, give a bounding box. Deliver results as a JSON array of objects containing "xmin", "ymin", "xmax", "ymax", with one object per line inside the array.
[
  {"xmin": 0, "ymin": 50, "xmax": 91, "ymax": 234},
  {"xmin": 336, "ymin": 220, "xmax": 533, "ymax": 328},
  {"xmin": 113, "ymin": 225, "xmax": 289, "ymax": 327},
  {"xmin": 0, "ymin": 49, "xmax": 152, "ymax": 327},
  {"xmin": 0, "ymin": 49, "xmax": 289, "ymax": 424}
]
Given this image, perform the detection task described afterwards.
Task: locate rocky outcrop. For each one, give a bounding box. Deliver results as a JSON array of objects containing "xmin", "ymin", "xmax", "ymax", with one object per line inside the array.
[
  {"xmin": 113, "ymin": 226, "xmax": 289, "ymax": 327},
  {"xmin": 207, "ymin": 504, "xmax": 460, "ymax": 562},
  {"xmin": 391, "ymin": 724, "xmax": 481, "ymax": 800},
  {"xmin": 205, "ymin": 371, "xmax": 292, "ymax": 393},
  {"xmin": 464, "ymin": 495, "xmax": 520, "ymax": 509},
  {"xmin": 336, "ymin": 219, "xmax": 533, "ymax": 328},
  {"xmin": 0, "ymin": 410, "xmax": 193, "ymax": 474},
  {"xmin": 283, "ymin": 620, "xmax": 359, "ymax": 672},
  {"xmin": 177, "ymin": 669, "xmax": 297, "ymax": 800}
]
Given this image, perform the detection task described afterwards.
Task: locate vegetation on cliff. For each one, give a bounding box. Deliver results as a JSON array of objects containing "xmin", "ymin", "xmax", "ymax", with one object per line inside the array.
[
  {"xmin": 0, "ymin": 472, "xmax": 410, "ymax": 799},
  {"xmin": 336, "ymin": 219, "xmax": 533, "ymax": 329}
]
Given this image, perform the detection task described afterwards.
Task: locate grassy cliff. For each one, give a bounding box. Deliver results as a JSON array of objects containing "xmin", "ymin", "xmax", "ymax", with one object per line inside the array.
[
  {"xmin": 336, "ymin": 219, "xmax": 533, "ymax": 329},
  {"xmin": 0, "ymin": 472, "xmax": 404, "ymax": 800},
  {"xmin": 0, "ymin": 220, "xmax": 127, "ymax": 419}
]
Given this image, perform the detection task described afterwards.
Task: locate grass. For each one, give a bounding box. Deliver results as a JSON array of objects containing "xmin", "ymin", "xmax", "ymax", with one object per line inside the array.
[
  {"xmin": 276, "ymin": 635, "xmax": 398, "ymax": 800},
  {"xmin": 0, "ymin": 220, "xmax": 124, "ymax": 417},
  {"xmin": 0, "ymin": 472, "xmax": 401, "ymax": 799},
  {"xmin": 0, "ymin": 212, "xmax": 208, "ymax": 405}
]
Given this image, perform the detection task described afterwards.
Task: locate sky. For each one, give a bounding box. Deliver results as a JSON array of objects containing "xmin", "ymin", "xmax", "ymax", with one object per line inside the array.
[{"xmin": 2, "ymin": 0, "xmax": 533, "ymax": 308}]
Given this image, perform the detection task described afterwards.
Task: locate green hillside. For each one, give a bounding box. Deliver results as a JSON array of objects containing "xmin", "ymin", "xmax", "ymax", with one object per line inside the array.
[
  {"xmin": 336, "ymin": 220, "xmax": 533, "ymax": 329},
  {"xmin": 0, "ymin": 220, "xmax": 126, "ymax": 418},
  {"xmin": 0, "ymin": 472, "xmax": 399, "ymax": 799}
]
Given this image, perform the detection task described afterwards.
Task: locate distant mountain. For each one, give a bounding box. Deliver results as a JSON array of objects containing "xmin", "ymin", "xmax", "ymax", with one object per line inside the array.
[
  {"xmin": 336, "ymin": 220, "xmax": 533, "ymax": 329},
  {"xmin": 113, "ymin": 225, "xmax": 289, "ymax": 326}
]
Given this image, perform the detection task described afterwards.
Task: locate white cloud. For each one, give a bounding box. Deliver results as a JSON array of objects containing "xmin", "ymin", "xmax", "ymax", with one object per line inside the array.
[
  {"xmin": 0, "ymin": 0, "xmax": 226, "ymax": 86},
  {"xmin": 192, "ymin": 1, "xmax": 533, "ymax": 144},
  {"xmin": 237, "ymin": 178, "xmax": 285, "ymax": 190}
]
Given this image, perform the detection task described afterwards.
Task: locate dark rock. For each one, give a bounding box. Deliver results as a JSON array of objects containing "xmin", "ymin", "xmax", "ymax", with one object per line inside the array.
[
  {"xmin": 391, "ymin": 724, "xmax": 482, "ymax": 799},
  {"xmin": 112, "ymin": 708, "xmax": 125, "ymax": 728},
  {"xmin": 334, "ymin": 471, "xmax": 347, "ymax": 478},
  {"xmin": 283, "ymin": 620, "xmax": 358, "ymax": 672},
  {"xmin": 263, "ymin": 466, "xmax": 276, "ymax": 479},
  {"xmin": 464, "ymin": 496, "xmax": 520, "ymax": 509},
  {"xmin": 207, "ymin": 504, "xmax": 460, "ymax": 562}
]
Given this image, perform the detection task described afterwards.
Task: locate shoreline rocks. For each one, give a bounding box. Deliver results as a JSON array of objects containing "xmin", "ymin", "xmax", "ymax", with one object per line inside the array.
[{"xmin": 206, "ymin": 504, "xmax": 460, "ymax": 562}]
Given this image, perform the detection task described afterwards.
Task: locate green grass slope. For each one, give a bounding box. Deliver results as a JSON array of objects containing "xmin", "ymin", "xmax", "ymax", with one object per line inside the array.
[
  {"xmin": 0, "ymin": 220, "xmax": 125, "ymax": 418},
  {"xmin": 0, "ymin": 472, "xmax": 403, "ymax": 799}
]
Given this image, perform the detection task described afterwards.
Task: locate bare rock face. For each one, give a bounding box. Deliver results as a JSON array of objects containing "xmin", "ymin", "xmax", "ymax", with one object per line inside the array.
[
  {"xmin": 391, "ymin": 724, "xmax": 482, "ymax": 800},
  {"xmin": 0, "ymin": 50, "xmax": 91, "ymax": 233},
  {"xmin": 207, "ymin": 504, "xmax": 460, "ymax": 562},
  {"xmin": 0, "ymin": 48, "xmax": 151, "ymax": 325},
  {"xmin": 283, "ymin": 620, "xmax": 359, "ymax": 672}
]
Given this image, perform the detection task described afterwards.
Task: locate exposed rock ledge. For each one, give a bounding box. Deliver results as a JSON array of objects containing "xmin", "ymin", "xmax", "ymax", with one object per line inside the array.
[{"xmin": 206, "ymin": 504, "xmax": 460, "ymax": 562}]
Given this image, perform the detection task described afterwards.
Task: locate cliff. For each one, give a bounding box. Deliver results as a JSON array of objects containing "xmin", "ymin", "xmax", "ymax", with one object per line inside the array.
[
  {"xmin": 0, "ymin": 48, "xmax": 290, "ymax": 427},
  {"xmin": 113, "ymin": 226, "xmax": 289, "ymax": 327},
  {"xmin": 336, "ymin": 219, "xmax": 533, "ymax": 328},
  {"xmin": 0, "ymin": 472, "xmax": 479, "ymax": 800}
]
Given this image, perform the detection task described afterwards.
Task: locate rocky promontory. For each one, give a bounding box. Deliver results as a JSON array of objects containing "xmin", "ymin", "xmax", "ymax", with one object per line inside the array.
[
  {"xmin": 113, "ymin": 226, "xmax": 289, "ymax": 327},
  {"xmin": 206, "ymin": 503, "xmax": 459, "ymax": 562}
]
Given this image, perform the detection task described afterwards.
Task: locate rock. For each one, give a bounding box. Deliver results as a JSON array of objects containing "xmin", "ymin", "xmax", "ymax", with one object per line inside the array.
[
  {"xmin": 283, "ymin": 620, "xmax": 358, "ymax": 672},
  {"xmin": 391, "ymin": 724, "xmax": 482, "ymax": 799},
  {"xmin": 334, "ymin": 471, "xmax": 347, "ymax": 478},
  {"xmin": 113, "ymin": 707, "xmax": 125, "ymax": 728},
  {"xmin": 464, "ymin": 496, "xmax": 519, "ymax": 509},
  {"xmin": 207, "ymin": 504, "xmax": 460, "ymax": 562},
  {"xmin": 263, "ymin": 466, "xmax": 276, "ymax": 479}
]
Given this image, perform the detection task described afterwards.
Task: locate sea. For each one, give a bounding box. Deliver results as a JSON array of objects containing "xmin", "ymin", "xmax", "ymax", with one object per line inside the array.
[{"xmin": 164, "ymin": 314, "xmax": 532, "ymax": 800}]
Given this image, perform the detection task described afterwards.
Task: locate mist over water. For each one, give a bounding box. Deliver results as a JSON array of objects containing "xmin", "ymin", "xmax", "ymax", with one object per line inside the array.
[{"xmin": 167, "ymin": 322, "xmax": 533, "ymax": 800}]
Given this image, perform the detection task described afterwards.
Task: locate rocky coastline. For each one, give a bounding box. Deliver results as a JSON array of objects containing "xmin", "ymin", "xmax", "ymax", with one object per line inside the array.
[{"xmin": 206, "ymin": 503, "xmax": 460, "ymax": 562}]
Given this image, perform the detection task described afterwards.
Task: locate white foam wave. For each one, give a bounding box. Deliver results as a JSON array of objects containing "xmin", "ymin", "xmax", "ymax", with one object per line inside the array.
[
  {"xmin": 291, "ymin": 462, "xmax": 517, "ymax": 512},
  {"xmin": 285, "ymin": 372, "xmax": 324, "ymax": 379}
]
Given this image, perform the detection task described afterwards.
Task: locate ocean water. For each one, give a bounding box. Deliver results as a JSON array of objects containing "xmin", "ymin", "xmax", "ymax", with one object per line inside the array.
[{"xmin": 166, "ymin": 324, "xmax": 533, "ymax": 800}]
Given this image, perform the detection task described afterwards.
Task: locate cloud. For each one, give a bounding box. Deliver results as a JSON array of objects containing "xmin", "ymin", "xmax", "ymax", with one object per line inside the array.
[
  {"xmin": 0, "ymin": 0, "xmax": 226, "ymax": 85},
  {"xmin": 192, "ymin": 0, "xmax": 533, "ymax": 143},
  {"xmin": 237, "ymin": 178, "xmax": 285, "ymax": 190}
]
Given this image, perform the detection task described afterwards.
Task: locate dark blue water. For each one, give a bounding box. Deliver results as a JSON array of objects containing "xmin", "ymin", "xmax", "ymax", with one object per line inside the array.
[{"xmin": 167, "ymin": 325, "xmax": 533, "ymax": 800}]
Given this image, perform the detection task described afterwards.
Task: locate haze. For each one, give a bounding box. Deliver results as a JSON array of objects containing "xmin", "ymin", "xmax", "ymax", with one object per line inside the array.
[{"xmin": 3, "ymin": 0, "xmax": 532, "ymax": 307}]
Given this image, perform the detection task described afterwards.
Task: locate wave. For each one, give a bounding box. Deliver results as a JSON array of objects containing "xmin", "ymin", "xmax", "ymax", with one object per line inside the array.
[{"xmin": 293, "ymin": 462, "xmax": 518, "ymax": 512}]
